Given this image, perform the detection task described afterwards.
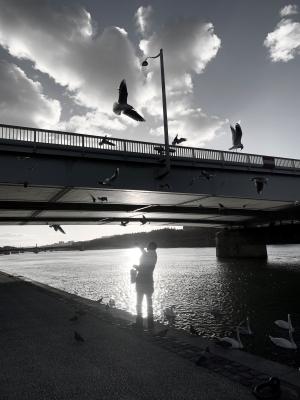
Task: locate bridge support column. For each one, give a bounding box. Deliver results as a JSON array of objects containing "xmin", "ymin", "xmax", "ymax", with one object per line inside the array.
[{"xmin": 216, "ymin": 230, "xmax": 267, "ymax": 259}]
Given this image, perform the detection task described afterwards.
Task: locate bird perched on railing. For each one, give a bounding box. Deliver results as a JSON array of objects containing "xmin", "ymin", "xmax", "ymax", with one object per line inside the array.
[
  {"xmin": 98, "ymin": 168, "xmax": 119, "ymax": 186},
  {"xmin": 113, "ymin": 79, "xmax": 145, "ymax": 122},
  {"xmin": 229, "ymin": 123, "xmax": 244, "ymax": 150},
  {"xmin": 49, "ymin": 224, "xmax": 65, "ymax": 234},
  {"xmin": 251, "ymin": 177, "xmax": 268, "ymax": 195},
  {"xmin": 172, "ymin": 134, "xmax": 186, "ymax": 145},
  {"xmin": 99, "ymin": 136, "xmax": 115, "ymax": 147}
]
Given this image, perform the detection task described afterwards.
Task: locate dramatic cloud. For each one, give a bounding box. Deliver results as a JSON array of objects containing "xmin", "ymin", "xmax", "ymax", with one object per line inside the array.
[
  {"xmin": 0, "ymin": 0, "xmax": 225, "ymax": 146},
  {"xmin": 280, "ymin": 4, "xmax": 298, "ymax": 17},
  {"xmin": 135, "ymin": 5, "xmax": 153, "ymax": 36},
  {"xmin": 0, "ymin": 60, "xmax": 61, "ymax": 127},
  {"xmin": 264, "ymin": 6, "xmax": 300, "ymax": 62}
]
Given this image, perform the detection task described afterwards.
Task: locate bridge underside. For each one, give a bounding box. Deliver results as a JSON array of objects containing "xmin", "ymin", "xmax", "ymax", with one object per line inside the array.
[{"xmin": 0, "ymin": 184, "xmax": 298, "ymax": 229}]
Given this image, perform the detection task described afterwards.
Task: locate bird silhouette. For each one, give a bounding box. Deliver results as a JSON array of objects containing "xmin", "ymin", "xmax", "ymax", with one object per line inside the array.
[
  {"xmin": 113, "ymin": 79, "xmax": 145, "ymax": 122},
  {"xmin": 90, "ymin": 194, "xmax": 97, "ymax": 203},
  {"xmin": 140, "ymin": 215, "xmax": 147, "ymax": 225},
  {"xmin": 154, "ymin": 145, "xmax": 176, "ymax": 155},
  {"xmin": 99, "ymin": 136, "xmax": 115, "ymax": 146},
  {"xmin": 172, "ymin": 134, "xmax": 187, "ymax": 145},
  {"xmin": 98, "ymin": 196, "xmax": 108, "ymax": 202},
  {"xmin": 251, "ymin": 177, "xmax": 268, "ymax": 195},
  {"xmin": 49, "ymin": 224, "xmax": 66, "ymax": 234},
  {"xmin": 121, "ymin": 220, "xmax": 129, "ymax": 226},
  {"xmin": 99, "ymin": 168, "xmax": 119, "ymax": 186},
  {"xmin": 74, "ymin": 331, "xmax": 84, "ymax": 343},
  {"xmin": 218, "ymin": 203, "xmax": 225, "ymax": 209},
  {"xmin": 154, "ymin": 328, "xmax": 169, "ymax": 337},
  {"xmin": 229, "ymin": 123, "xmax": 244, "ymax": 150}
]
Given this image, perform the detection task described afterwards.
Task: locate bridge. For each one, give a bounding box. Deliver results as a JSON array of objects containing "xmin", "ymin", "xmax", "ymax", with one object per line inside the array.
[{"xmin": 1, "ymin": 122, "xmax": 300, "ymax": 258}]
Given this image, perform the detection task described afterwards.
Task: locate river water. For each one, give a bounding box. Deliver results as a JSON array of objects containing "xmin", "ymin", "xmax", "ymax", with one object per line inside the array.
[{"xmin": 0, "ymin": 245, "xmax": 299, "ymax": 368}]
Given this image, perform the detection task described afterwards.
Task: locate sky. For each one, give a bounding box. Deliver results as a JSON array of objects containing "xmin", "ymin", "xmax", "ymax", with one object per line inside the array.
[{"xmin": 0, "ymin": 0, "xmax": 300, "ymax": 246}]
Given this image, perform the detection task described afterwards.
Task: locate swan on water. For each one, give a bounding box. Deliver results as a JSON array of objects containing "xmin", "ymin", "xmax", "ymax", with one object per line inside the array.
[
  {"xmin": 238, "ymin": 316, "xmax": 253, "ymax": 335},
  {"xmin": 274, "ymin": 314, "xmax": 295, "ymax": 332},
  {"xmin": 269, "ymin": 326, "xmax": 297, "ymax": 350},
  {"xmin": 217, "ymin": 326, "xmax": 244, "ymax": 349}
]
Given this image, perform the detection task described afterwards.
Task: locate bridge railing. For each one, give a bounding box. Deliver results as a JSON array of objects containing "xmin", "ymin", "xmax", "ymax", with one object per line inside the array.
[{"xmin": 0, "ymin": 123, "xmax": 298, "ymax": 170}]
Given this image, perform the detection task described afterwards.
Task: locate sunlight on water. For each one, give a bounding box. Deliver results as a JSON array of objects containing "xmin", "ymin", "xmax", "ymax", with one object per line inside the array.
[{"xmin": 1, "ymin": 245, "xmax": 300, "ymax": 368}]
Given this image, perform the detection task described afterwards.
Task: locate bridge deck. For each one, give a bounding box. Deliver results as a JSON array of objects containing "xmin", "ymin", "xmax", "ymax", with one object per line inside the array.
[{"xmin": 0, "ymin": 123, "xmax": 300, "ymax": 228}]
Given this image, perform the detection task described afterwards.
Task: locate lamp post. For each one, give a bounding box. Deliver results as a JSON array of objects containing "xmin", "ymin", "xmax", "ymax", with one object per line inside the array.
[{"xmin": 142, "ymin": 49, "xmax": 170, "ymax": 175}]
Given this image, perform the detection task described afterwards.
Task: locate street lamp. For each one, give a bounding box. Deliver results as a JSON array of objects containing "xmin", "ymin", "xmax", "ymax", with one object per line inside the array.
[{"xmin": 142, "ymin": 49, "xmax": 170, "ymax": 175}]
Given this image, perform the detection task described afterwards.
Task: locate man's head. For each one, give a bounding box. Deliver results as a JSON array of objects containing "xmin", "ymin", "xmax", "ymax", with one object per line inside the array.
[{"xmin": 147, "ymin": 242, "xmax": 157, "ymax": 251}]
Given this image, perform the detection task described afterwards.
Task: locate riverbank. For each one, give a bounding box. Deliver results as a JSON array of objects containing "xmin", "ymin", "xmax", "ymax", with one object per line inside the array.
[{"xmin": 0, "ymin": 271, "xmax": 299, "ymax": 400}]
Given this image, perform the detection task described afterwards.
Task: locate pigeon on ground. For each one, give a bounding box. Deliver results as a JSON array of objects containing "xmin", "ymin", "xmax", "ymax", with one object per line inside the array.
[
  {"xmin": 154, "ymin": 328, "xmax": 169, "ymax": 337},
  {"xmin": 99, "ymin": 136, "xmax": 115, "ymax": 147},
  {"xmin": 49, "ymin": 224, "xmax": 66, "ymax": 234},
  {"xmin": 172, "ymin": 134, "xmax": 187, "ymax": 145},
  {"xmin": 98, "ymin": 168, "xmax": 119, "ymax": 186},
  {"xmin": 74, "ymin": 331, "xmax": 84, "ymax": 343},
  {"xmin": 229, "ymin": 123, "xmax": 244, "ymax": 150},
  {"xmin": 251, "ymin": 177, "xmax": 268, "ymax": 195},
  {"xmin": 113, "ymin": 79, "xmax": 145, "ymax": 122}
]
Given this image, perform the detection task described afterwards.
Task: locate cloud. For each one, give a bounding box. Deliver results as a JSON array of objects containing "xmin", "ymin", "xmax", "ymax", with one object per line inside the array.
[
  {"xmin": 264, "ymin": 18, "xmax": 300, "ymax": 62},
  {"xmin": 0, "ymin": 60, "xmax": 61, "ymax": 127},
  {"xmin": 264, "ymin": 5, "xmax": 300, "ymax": 62},
  {"xmin": 0, "ymin": 1, "xmax": 224, "ymax": 146},
  {"xmin": 280, "ymin": 4, "xmax": 298, "ymax": 17},
  {"xmin": 135, "ymin": 5, "xmax": 153, "ymax": 36}
]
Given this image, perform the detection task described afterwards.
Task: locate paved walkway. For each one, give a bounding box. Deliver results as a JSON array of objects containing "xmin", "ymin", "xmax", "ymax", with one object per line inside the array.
[{"xmin": 0, "ymin": 272, "xmax": 298, "ymax": 400}]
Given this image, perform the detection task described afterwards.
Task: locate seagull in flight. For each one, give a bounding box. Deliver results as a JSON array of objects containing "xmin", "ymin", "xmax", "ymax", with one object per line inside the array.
[
  {"xmin": 229, "ymin": 123, "xmax": 244, "ymax": 150},
  {"xmin": 49, "ymin": 224, "xmax": 66, "ymax": 234},
  {"xmin": 99, "ymin": 168, "xmax": 119, "ymax": 186},
  {"xmin": 251, "ymin": 177, "xmax": 268, "ymax": 195},
  {"xmin": 113, "ymin": 79, "xmax": 145, "ymax": 122},
  {"xmin": 99, "ymin": 136, "xmax": 115, "ymax": 147},
  {"xmin": 172, "ymin": 134, "xmax": 187, "ymax": 145}
]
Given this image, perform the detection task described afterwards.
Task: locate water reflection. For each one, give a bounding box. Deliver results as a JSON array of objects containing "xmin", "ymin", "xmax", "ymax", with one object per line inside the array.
[{"xmin": 0, "ymin": 245, "xmax": 299, "ymax": 367}]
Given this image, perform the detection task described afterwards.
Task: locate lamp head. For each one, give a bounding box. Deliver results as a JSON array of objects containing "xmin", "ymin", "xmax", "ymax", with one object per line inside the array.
[{"xmin": 141, "ymin": 60, "xmax": 148, "ymax": 67}]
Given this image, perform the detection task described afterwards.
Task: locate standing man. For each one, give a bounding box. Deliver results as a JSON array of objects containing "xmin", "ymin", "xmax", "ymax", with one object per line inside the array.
[{"xmin": 135, "ymin": 242, "xmax": 158, "ymax": 330}]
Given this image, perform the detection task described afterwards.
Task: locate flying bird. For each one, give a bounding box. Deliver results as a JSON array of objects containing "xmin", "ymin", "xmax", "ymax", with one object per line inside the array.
[
  {"xmin": 251, "ymin": 177, "xmax": 268, "ymax": 195},
  {"xmin": 99, "ymin": 168, "xmax": 119, "ymax": 186},
  {"xmin": 99, "ymin": 136, "xmax": 115, "ymax": 147},
  {"xmin": 189, "ymin": 170, "xmax": 215, "ymax": 185},
  {"xmin": 113, "ymin": 79, "xmax": 145, "ymax": 122},
  {"xmin": 98, "ymin": 196, "xmax": 108, "ymax": 202},
  {"xmin": 172, "ymin": 134, "xmax": 187, "ymax": 145},
  {"xmin": 140, "ymin": 215, "xmax": 147, "ymax": 225},
  {"xmin": 74, "ymin": 331, "xmax": 85, "ymax": 343},
  {"xmin": 154, "ymin": 145, "xmax": 176, "ymax": 155},
  {"xmin": 49, "ymin": 224, "xmax": 66, "ymax": 234},
  {"xmin": 90, "ymin": 194, "xmax": 97, "ymax": 203},
  {"xmin": 229, "ymin": 123, "xmax": 244, "ymax": 150}
]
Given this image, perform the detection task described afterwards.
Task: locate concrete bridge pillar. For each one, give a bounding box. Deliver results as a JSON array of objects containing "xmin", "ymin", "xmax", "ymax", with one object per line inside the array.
[{"xmin": 216, "ymin": 230, "xmax": 267, "ymax": 259}]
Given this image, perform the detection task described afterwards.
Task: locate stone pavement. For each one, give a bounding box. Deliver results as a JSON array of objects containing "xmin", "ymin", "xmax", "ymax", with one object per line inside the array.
[{"xmin": 0, "ymin": 272, "xmax": 299, "ymax": 400}]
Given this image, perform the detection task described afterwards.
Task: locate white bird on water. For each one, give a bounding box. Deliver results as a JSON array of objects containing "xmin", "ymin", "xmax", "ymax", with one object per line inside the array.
[
  {"xmin": 217, "ymin": 326, "xmax": 244, "ymax": 349},
  {"xmin": 274, "ymin": 314, "xmax": 295, "ymax": 333},
  {"xmin": 229, "ymin": 123, "xmax": 243, "ymax": 150},
  {"xmin": 113, "ymin": 80, "xmax": 145, "ymax": 122},
  {"xmin": 238, "ymin": 316, "xmax": 253, "ymax": 336},
  {"xmin": 269, "ymin": 326, "xmax": 297, "ymax": 350}
]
